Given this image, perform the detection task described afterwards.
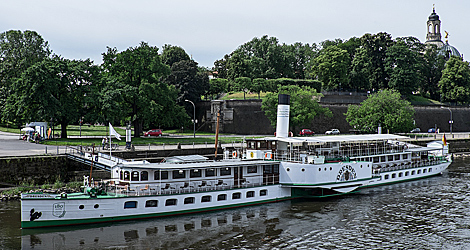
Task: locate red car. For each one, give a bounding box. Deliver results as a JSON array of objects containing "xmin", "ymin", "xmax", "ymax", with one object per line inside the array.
[
  {"xmin": 299, "ymin": 129, "xmax": 314, "ymax": 136},
  {"xmin": 144, "ymin": 129, "xmax": 162, "ymax": 137}
]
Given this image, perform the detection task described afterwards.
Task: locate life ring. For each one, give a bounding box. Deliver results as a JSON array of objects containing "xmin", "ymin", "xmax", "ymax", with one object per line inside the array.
[
  {"xmin": 233, "ymin": 151, "xmax": 237, "ymax": 158},
  {"xmin": 265, "ymin": 153, "xmax": 268, "ymax": 158}
]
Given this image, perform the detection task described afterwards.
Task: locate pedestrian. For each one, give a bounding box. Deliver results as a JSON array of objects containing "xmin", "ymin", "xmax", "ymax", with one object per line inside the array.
[{"xmin": 102, "ymin": 138, "xmax": 106, "ymax": 149}]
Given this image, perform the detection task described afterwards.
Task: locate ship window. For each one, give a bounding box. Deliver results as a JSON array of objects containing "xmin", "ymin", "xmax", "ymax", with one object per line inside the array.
[
  {"xmin": 205, "ymin": 169, "xmax": 216, "ymax": 177},
  {"xmin": 395, "ymin": 155, "xmax": 400, "ymax": 160},
  {"xmin": 399, "ymin": 172, "xmax": 403, "ymax": 177},
  {"xmin": 232, "ymin": 192, "xmax": 241, "ymax": 199},
  {"xmin": 201, "ymin": 195, "xmax": 211, "ymax": 203},
  {"xmin": 141, "ymin": 171, "xmax": 148, "ymax": 181},
  {"xmin": 124, "ymin": 171, "xmax": 130, "ymax": 181},
  {"xmin": 384, "ymin": 175, "xmax": 389, "ymax": 180},
  {"xmin": 220, "ymin": 168, "xmax": 231, "ymax": 176},
  {"xmin": 173, "ymin": 170, "xmax": 186, "ymax": 179},
  {"xmin": 145, "ymin": 200, "xmax": 158, "ymax": 207},
  {"xmin": 246, "ymin": 191, "xmax": 255, "ymax": 198},
  {"xmin": 286, "ymin": 168, "xmax": 290, "ymax": 172},
  {"xmin": 417, "ymin": 170, "xmax": 421, "ymax": 174},
  {"xmin": 429, "ymin": 168, "xmax": 432, "ymax": 172},
  {"xmin": 94, "ymin": 204, "xmax": 99, "ymax": 209},
  {"xmin": 318, "ymin": 168, "xmax": 321, "ymax": 172},
  {"xmin": 154, "ymin": 170, "xmax": 168, "ymax": 180},
  {"xmin": 373, "ymin": 157, "xmax": 379, "ymax": 163},
  {"xmin": 124, "ymin": 201, "xmax": 137, "ymax": 209},
  {"xmin": 247, "ymin": 166, "xmax": 257, "ymax": 173},
  {"xmin": 403, "ymin": 154, "xmax": 408, "ymax": 160},
  {"xmin": 184, "ymin": 197, "xmax": 195, "ymax": 204},
  {"xmin": 120, "ymin": 170, "xmax": 123, "ymax": 180},
  {"xmin": 411, "ymin": 170, "xmax": 415, "ymax": 175},
  {"xmin": 388, "ymin": 155, "xmax": 393, "ymax": 161},
  {"xmin": 423, "ymin": 169, "xmax": 427, "ymax": 173},
  {"xmin": 190, "ymin": 169, "xmax": 202, "ymax": 178},
  {"xmin": 79, "ymin": 205, "xmax": 84, "ymax": 210},
  {"xmin": 165, "ymin": 199, "xmax": 177, "ymax": 206},
  {"xmin": 131, "ymin": 171, "xmax": 139, "ymax": 181},
  {"xmin": 217, "ymin": 194, "xmax": 227, "ymax": 201},
  {"xmin": 392, "ymin": 173, "xmax": 396, "ymax": 178},
  {"xmin": 274, "ymin": 165, "xmax": 279, "ymax": 174},
  {"xmin": 260, "ymin": 189, "xmax": 267, "ymax": 196},
  {"xmin": 405, "ymin": 171, "xmax": 409, "ymax": 176},
  {"xmin": 380, "ymin": 156, "xmax": 386, "ymax": 162}
]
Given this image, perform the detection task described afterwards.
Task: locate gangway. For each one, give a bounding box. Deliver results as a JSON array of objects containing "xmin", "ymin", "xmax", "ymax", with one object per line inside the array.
[{"xmin": 66, "ymin": 146, "xmax": 137, "ymax": 171}]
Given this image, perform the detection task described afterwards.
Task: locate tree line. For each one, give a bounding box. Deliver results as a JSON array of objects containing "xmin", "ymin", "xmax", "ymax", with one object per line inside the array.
[
  {"xmin": 211, "ymin": 34, "xmax": 470, "ymax": 103},
  {"xmin": 0, "ymin": 30, "xmax": 209, "ymax": 137}
]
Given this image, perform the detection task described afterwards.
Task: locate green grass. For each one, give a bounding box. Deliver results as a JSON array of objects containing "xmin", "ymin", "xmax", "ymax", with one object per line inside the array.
[
  {"xmin": 222, "ymin": 91, "xmax": 268, "ymax": 100},
  {"xmin": 408, "ymin": 95, "xmax": 442, "ymax": 105}
]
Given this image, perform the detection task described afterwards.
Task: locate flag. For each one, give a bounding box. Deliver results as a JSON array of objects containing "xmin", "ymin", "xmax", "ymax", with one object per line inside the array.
[
  {"xmin": 442, "ymin": 133, "xmax": 447, "ymax": 146},
  {"xmin": 109, "ymin": 123, "xmax": 122, "ymax": 140}
]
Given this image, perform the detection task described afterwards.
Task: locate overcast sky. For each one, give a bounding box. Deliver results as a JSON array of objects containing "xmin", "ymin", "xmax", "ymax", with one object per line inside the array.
[{"xmin": 2, "ymin": 1, "xmax": 468, "ymax": 68}]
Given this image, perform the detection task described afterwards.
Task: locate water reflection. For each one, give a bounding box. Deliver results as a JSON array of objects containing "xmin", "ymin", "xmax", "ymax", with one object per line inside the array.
[{"xmin": 3, "ymin": 157, "xmax": 470, "ymax": 249}]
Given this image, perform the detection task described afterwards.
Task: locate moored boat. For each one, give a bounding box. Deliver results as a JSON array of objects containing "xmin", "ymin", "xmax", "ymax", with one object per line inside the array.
[{"xmin": 21, "ymin": 94, "xmax": 451, "ymax": 228}]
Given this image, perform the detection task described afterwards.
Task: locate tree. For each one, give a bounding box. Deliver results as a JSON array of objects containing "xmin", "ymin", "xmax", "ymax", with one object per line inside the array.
[
  {"xmin": 165, "ymin": 59, "xmax": 209, "ymax": 103},
  {"xmin": 438, "ymin": 56, "xmax": 470, "ymax": 104},
  {"xmin": 233, "ymin": 77, "xmax": 252, "ymax": 99},
  {"xmin": 261, "ymin": 85, "xmax": 331, "ymax": 132},
  {"xmin": 0, "ymin": 30, "xmax": 51, "ymax": 119},
  {"xmin": 311, "ymin": 45, "xmax": 349, "ymax": 90},
  {"xmin": 208, "ymin": 78, "xmax": 228, "ymax": 99},
  {"xmin": 4, "ymin": 56, "xmax": 97, "ymax": 138},
  {"xmin": 358, "ymin": 32, "xmax": 394, "ymax": 90},
  {"xmin": 161, "ymin": 44, "xmax": 190, "ymax": 67},
  {"xmin": 345, "ymin": 89, "xmax": 415, "ymax": 133},
  {"xmin": 422, "ymin": 45, "xmax": 446, "ymax": 100},
  {"xmin": 101, "ymin": 42, "xmax": 184, "ymax": 136},
  {"xmin": 385, "ymin": 40, "xmax": 423, "ymax": 96}
]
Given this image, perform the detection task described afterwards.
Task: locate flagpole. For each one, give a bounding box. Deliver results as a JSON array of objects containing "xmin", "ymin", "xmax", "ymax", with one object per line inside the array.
[{"xmin": 109, "ymin": 125, "xmax": 112, "ymax": 157}]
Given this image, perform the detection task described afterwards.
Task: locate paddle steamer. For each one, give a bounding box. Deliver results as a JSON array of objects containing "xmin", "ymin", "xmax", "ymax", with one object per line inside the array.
[{"xmin": 21, "ymin": 94, "xmax": 451, "ymax": 228}]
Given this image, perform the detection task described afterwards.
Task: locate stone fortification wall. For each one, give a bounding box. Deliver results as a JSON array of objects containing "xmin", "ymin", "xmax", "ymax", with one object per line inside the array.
[{"xmin": 197, "ymin": 100, "xmax": 470, "ymax": 135}]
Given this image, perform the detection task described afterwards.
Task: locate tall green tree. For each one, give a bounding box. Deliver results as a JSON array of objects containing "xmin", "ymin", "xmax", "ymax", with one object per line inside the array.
[
  {"xmin": 385, "ymin": 40, "xmax": 423, "ymax": 96},
  {"xmin": 161, "ymin": 44, "xmax": 190, "ymax": 67},
  {"xmin": 357, "ymin": 32, "xmax": 395, "ymax": 90},
  {"xmin": 165, "ymin": 59, "xmax": 209, "ymax": 103},
  {"xmin": 4, "ymin": 56, "xmax": 96, "ymax": 138},
  {"xmin": 101, "ymin": 42, "xmax": 185, "ymax": 136},
  {"xmin": 422, "ymin": 45, "xmax": 446, "ymax": 100},
  {"xmin": 233, "ymin": 77, "xmax": 252, "ymax": 99},
  {"xmin": 345, "ymin": 89, "xmax": 415, "ymax": 133},
  {"xmin": 0, "ymin": 30, "xmax": 51, "ymax": 119},
  {"xmin": 208, "ymin": 78, "xmax": 228, "ymax": 99},
  {"xmin": 438, "ymin": 56, "xmax": 470, "ymax": 104},
  {"xmin": 262, "ymin": 85, "xmax": 331, "ymax": 132},
  {"xmin": 311, "ymin": 45, "xmax": 349, "ymax": 90}
]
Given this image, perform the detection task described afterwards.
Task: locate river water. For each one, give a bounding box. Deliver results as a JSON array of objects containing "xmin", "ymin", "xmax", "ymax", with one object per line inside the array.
[{"xmin": 2, "ymin": 157, "xmax": 470, "ymax": 249}]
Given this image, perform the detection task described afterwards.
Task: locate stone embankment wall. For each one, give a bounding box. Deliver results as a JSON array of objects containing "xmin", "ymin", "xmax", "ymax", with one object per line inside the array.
[{"xmin": 197, "ymin": 100, "xmax": 470, "ymax": 135}]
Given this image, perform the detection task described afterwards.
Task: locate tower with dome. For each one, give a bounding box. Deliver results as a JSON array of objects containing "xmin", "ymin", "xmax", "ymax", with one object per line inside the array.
[{"xmin": 425, "ymin": 5, "xmax": 462, "ymax": 59}]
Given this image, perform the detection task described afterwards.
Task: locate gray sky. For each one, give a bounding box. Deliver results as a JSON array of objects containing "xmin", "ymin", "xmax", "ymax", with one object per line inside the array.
[{"xmin": 2, "ymin": 1, "xmax": 468, "ymax": 68}]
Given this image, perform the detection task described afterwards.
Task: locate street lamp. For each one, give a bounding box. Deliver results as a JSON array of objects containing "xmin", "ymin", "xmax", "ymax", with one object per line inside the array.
[
  {"xmin": 185, "ymin": 99, "xmax": 196, "ymax": 138},
  {"xmin": 441, "ymin": 106, "xmax": 453, "ymax": 134}
]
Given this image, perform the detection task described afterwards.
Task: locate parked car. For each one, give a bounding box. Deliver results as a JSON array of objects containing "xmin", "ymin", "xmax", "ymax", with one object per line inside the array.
[
  {"xmin": 299, "ymin": 129, "xmax": 315, "ymax": 136},
  {"xmin": 325, "ymin": 129, "xmax": 340, "ymax": 135},
  {"xmin": 144, "ymin": 129, "xmax": 162, "ymax": 137},
  {"xmin": 410, "ymin": 128, "xmax": 421, "ymax": 133},
  {"xmin": 427, "ymin": 128, "xmax": 437, "ymax": 133}
]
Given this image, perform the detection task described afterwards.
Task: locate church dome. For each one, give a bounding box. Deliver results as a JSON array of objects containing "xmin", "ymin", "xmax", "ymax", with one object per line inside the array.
[
  {"xmin": 439, "ymin": 42, "xmax": 462, "ymax": 59},
  {"xmin": 428, "ymin": 11, "xmax": 439, "ymax": 21}
]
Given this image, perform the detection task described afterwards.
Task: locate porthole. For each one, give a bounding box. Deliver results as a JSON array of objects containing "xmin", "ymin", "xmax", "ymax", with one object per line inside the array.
[
  {"xmin": 286, "ymin": 168, "xmax": 290, "ymax": 172},
  {"xmin": 94, "ymin": 204, "xmax": 99, "ymax": 209},
  {"xmin": 318, "ymin": 168, "xmax": 321, "ymax": 171},
  {"xmin": 330, "ymin": 167, "xmax": 332, "ymax": 171},
  {"xmin": 302, "ymin": 168, "xmax": 305, "ymax": 172},
  {"xmin": 360, "ymin": 165, "xmax": 363, "ymax": 168},
  {"xmin": 324, "ymin": 168, "xmax": 327, "ymax": 171},
  {"xmin": 79, "ymin": 205, "xmax": 84, "ymax": 210}
]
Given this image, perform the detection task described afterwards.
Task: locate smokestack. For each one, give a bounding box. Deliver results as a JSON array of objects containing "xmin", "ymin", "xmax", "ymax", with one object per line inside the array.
[{"xmin": 276, "ymin": 94, "xmax": 290, "ymax": 137}]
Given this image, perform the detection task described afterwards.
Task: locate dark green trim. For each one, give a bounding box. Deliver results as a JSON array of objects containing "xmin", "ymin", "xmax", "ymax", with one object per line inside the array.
[
  {"xmin": 281, "ymin": 177, "xmax": 371, "ymax": 187},
  {"xmin": 21, "ymin": 196, "xmax": 293, "ymax": 229}
]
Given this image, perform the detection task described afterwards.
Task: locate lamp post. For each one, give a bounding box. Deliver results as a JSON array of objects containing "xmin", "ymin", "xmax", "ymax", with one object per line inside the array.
[
  {"xmin": 441, "ymin": 106, "xmax": 453, "ymax": 134},
  {"xmin": 185, "ymin": 99, "xmax": 196, "ymax": 138}
]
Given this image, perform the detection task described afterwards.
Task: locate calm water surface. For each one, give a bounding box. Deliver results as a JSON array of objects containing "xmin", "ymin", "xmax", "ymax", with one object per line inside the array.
[{"xmin": 2, "ymin": 157, "xmax": 470, "ymax": 249}]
